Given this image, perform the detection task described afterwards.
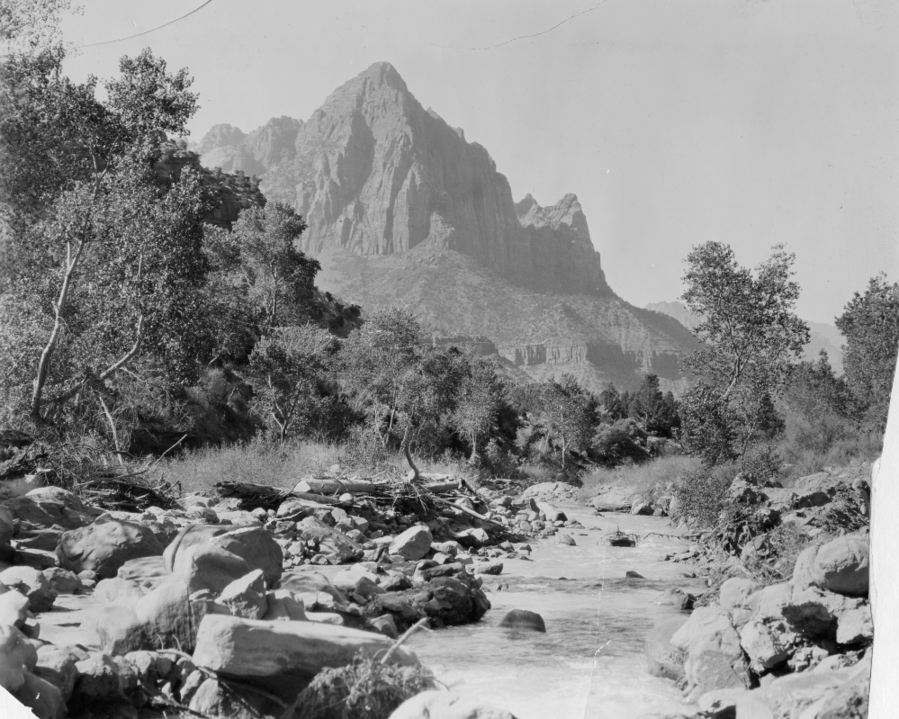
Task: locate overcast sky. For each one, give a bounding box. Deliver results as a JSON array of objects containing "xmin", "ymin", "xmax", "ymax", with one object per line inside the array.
[{"xmin": 61, "ymin": 0, "xmax": 898, "ymax": 324}]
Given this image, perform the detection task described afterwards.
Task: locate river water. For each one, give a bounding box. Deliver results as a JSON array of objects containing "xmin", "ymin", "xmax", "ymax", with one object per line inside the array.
[{"xmin": 407, "ymin": 506, "xmax": 704, "ymax": 719}]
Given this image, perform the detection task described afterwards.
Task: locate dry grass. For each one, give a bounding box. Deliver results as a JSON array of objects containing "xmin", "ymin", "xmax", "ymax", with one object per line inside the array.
[
  {"xmin": 577, "ymin": 455, "xmax": 701, "ymax": 504},
  {"xmin": 157, "ymin": 436, "xmax": 475, "ymax": 495}
]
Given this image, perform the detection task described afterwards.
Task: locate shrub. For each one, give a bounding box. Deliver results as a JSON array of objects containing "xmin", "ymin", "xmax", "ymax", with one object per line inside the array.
[{"xmin": 292, "ymin": 653, "xmax": 436, "ymax": 719}]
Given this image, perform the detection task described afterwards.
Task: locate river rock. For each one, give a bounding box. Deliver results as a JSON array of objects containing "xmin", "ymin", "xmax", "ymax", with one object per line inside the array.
[
  {"xmin": 474, "ymin": 561, "xmax": 503, "ymax": 576},
  {"xmin": 389, "ymin": 525, "xmax": 433, "ymax": 560},
  {"xmin": 262, "ymin": 590, "xmax": 307, "ymax": 621},
  {"xmin": 644, "ymin": 617, "xmax": 687, "ymax": 681},
  {"xmin": 163, "ymin": 523, "xmax": 283, "ymax": 586},
  {"xmin": 656, "ymin": 587, "xmax": 694, "ymax": 611},
  {"xmin": 1, "ymin": 492, "xmax": 93, "ymax": 531},
  {"xmin": 295, "ymin": 516, "xmax": 363, "ymax": 564},
  {"xmin": 0, "ymin": 589, "xmax": 31, "ymax": 627},
  {"xmin": 389, "ymin": 690, "xmax": 518, "ymax": 719},
  {"xmin": 670, "ymin": 607, "xmax": 751, "ymax": 697},
  {"xmin": 719, "ymin": 577, "xmax": 761, "ymax": 627},
  {"xmin": 498, "ymin": 609, "xmax": 546, "ymax": 632},
  {"xmin": 736, "ymin": 652, "xmax": 870, "ymax": 719},
  {"xmin": 630, "ymin": 502, "xmax": 653, "ymax": 516},
  {"xmin": 116, "ymin": 556, "xmax": 167, "ymax": 586},
  {"xmin": 93, "ymin": 578, "xmax": 145, "ymax": 604},
  {"xmin": 0, "ymin": 566, "xmax": 57, "ymax": 612},
  {"xmin": 171, "ymin": 543, "xmax": 253, "ymax": 594},
  {"xmin": 590, "ymin": 486, "xmax": 634, "ymax": 512},
  {"xmin": 454, "ymin": 528, "xmax": 489, "ymax": 548},
  {"xmin": 697, "ymin": 687, "xmax": 747, "ymax": 719},
  {"xmin": 189, "ymin": 677, "xmax": 282, "ymax": 719},
  {"xmin": 835, "ymin": 604, "xmax": 873, "ymax": 645},
  {"xmin": 191, "ymin": 614, "xmax": 418, "ymax": 680},
  {"xmin": 218, "ymin": 569, "xmax": 268, "ymax": 619},
  {"xmin": 57, "ymin": 515, "xmax": 164, "ymax": 579},
  {"xmin": 34, "ymin": 645, "xmax": 80, "ymax": 700},
  {"xmin": 0, "ymin": 623, "xmax": 37, "ymax": 691},
  {"xmin": 557, "ymin": 534, "xmax": 576, "ymax": 546},
  {"xmin": 42, "ymin": 567, "xmax": 82, "ymax": 595},
  {"xmin": 14, "ymin": 670, "xmax": 65, "ymax": 719},
  {"xmin": 792, "ymin": 535, "xmax": 869, "ymax": 597},
  {"xmin": 739, "ymin": 618, "xmax": 797, "ymax": 671},
  {"xmin": 73, "ymin": 652, "xmax": 121, "ymax": 700}
]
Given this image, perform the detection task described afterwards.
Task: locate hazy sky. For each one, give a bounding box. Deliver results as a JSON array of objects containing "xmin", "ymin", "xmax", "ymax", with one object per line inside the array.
[{"xmin": 60, "ymin": 0, "xmax": 898, "ymax": 324}]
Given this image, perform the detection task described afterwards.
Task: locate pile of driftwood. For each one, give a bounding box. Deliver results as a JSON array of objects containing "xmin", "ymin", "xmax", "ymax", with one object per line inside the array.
[{"xmin": 214, "ymin": 448, "xmax": 516, "ymax": 539}]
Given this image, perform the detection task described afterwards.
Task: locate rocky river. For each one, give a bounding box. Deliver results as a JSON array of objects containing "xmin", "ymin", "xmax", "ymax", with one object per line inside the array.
[{"xmin": 407, "ymin": 505, "xmax": 704, "ymax": 719}]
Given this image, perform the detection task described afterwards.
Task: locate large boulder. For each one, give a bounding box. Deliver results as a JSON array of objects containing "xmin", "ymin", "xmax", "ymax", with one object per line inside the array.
[
  {"xmin": 389, "ymin": 690, "xmax": 518, "ymax": 719},
  {"xmin": 389, "ymin": 525, "xmax": 433, "ymax": 561},
  {"xmin": 57, "ymin": 515, "xmax": 164, "ymax": 579},
  {"xmin": 739, "ymin": 618, "xmax": 797, "ymax": 671},
  {"xmin": 644, "ymin": 617, "xmax": 687, "ymax": 681},
  {"xmin": 218, "ymin": 570, "xmax": 268, "ymax": 619},
  {"xmin": 170, "ymin": 543, "xmax": 253, "ymax": 594},
  {"xmin": 670, "ymin": 607, "xmax": 751, "ymax": 698},
  {"xmin": 590, "ymin": 486, "xmax": 635, "ymax": 512},
  {"xmin": 164, "ymin": 524, "xmax": 283, "ymax": 586},
  {"xmin": 2, "ymin": 490, "xmax": 93, "ymax": 531},
  {"xmin": 792, "ymin": 535, "xmax": 869, "ymax": 597},
  {"xmin": 0, "ymin": 588, "xmax": 30, "ymax": 627},
  {"xmin": 0, "ymin": 623, "xmax": 37, "ymax": 691},
  {"xmin": 191, "ymin": 614, "xmax": 418, "ymax": 682},
  {"xmin": 34, "ymin": 644, "xmax": 80, "ymax": 701},
  {"xmin": 14, "ymin": 670, "xmax": 66, "ymax": 719}
]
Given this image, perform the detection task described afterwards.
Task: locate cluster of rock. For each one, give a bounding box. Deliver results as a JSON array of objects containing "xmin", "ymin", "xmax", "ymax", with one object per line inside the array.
[
  {"xmin": 0, "ymin": 474, "xmax": 533, "ymax": 718},
  {"xmin": 645, "ymin": 475, "xmax": 873, "ymax": 718}
]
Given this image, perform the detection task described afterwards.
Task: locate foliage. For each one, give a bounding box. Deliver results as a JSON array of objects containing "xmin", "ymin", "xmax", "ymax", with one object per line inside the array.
[
  {"xmin": 591, "ymin": 418, "xmax": 649, "ymax": 466},
  {"xmin": 451, "ymin": 357, "xmax": 507, "ymax": 463},
  {"xmin": 533, "ymin": 374, "xmax": 596, "ymax": 469},
  {"xmin": 292, "ymin": 653, "xmax": 435, "ymax": 719},
  {"xmin": 835, "ymin": 273, "xmax": 899, "ymax": 431},
  {"xmin": 628, "ymin": 373, "xmax": 679, "ymax": 436},
  {"xmin": 248, "ymin": 325, "xmax": 342, "ymax": 443},
  {"xmin": 679, "ymin": 242, "xmax": 808, "ymax": 465},
  {"xmin": 0, "ymin": 0, "xmax": 74, "ymax": 52}
]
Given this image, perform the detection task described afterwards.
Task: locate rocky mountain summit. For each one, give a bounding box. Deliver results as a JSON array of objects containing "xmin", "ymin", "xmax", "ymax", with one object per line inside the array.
[{"xmin": 194, "ymin": 62, "xmax": 698, "ymax": 391}]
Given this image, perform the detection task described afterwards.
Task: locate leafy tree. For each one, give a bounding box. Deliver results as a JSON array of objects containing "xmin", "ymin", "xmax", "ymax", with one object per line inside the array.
[
  {"xmin": 598, "ymin": 382, "xmax": 627, "ymax": 421},
  {"xmin": 679, "ymin": 242, "xmax": 809, "ymax": 464},
  {"xmin": 204, "ymin": 202, "xmax": 318, "ymax": 360},
  {"xmin": 537, "ymin": 375, "xmax": 596, "ymax": 470},
  {"xmin": 0, "ymin": 46, "xmax": 209, "ymax": 427},
  {"xmin": 248, "ymin": 325, "xmax": 339, "ymax": 443},
  {"xmin": 451, "ymin": 356, "xmax": 506, "ymax": 463},
  {"xmin": 628, "ymin": 373, "xmax": 679, "ymax": 436},
  {"xmin": 340, "ymin": 308, "xmax": 423, "ymax": 447},
  {"xmin": 835, "ymin": 274, "xmax": 899, "ymax": 429}
]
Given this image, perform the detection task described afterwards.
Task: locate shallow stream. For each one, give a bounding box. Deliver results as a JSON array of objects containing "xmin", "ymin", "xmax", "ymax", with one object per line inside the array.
[{"xmin": 407, "ymin": 506, "xmax": 704, "ymax": 719}]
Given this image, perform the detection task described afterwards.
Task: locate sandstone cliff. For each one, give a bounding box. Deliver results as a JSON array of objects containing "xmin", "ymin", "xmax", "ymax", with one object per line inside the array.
[{"xmin": 194, "ymin": 62, "xmax": 699, "ymax": 391}]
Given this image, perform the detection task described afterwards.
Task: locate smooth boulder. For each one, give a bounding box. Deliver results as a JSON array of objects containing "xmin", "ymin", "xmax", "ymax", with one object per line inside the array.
[
  {"xmin": 792, "ymin": 535, "xmax": 869, "ymax": 597},
  {"xmin": 57, "ymin": 515, "xmax": 164, "ymax": 579},
  {"xmin": 164, "ymin": 524, "xmax": 283, "ymax": 586},
  {"xmin": 644, "ymin": 617, "xmax": 687, "ymax": 681},
  {"xmin": 498, "ymin": 609, "xmax": 546, "ymax": 633},
  {"xmin": 191, "ymin": 614, "xmax": 418, "ymax": 680}
]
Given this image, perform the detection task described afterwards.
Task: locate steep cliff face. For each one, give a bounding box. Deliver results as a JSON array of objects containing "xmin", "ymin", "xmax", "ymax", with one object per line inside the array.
[
  {"xmin": 195, "ymin": 62, "xmax": 700, "ymax": 391},
  {"xmin": 195, "ymin": 62, "xmax": 608, "ymax": 296}
]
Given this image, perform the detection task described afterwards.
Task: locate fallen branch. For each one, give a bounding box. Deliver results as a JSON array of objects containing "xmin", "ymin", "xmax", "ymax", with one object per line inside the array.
[{"xmin": 379, "ymin": 617, "xmax": 430, "ymax": 665}]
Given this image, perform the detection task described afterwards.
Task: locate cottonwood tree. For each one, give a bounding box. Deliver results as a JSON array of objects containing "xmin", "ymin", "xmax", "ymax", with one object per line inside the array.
[
  {"xmin": 628, "ymin": 373, "xmax": 679, "ymax": 436},
  {"xmin": 451, "ymin": 356, "xmax": 506, "ymax": 464},
  {"xmin": 835, "ymin": 274, "xmax": 899, "ymax": 430},
  {"xmin": 0, "ymin": 46, "xmax": 210, "ymax": 428},
  {"xmin": 679, "ymin": 242, "xmax": 809, "ymax": 464},
  {"xmin": 248, "ymin": 325, "xmax": 338, "ymax": 443},
  {"xmin": 204, "ymin": 202, "xmax": 318, "ymax": 360},
  {"xmin": 538, "ymin": 375, "xmax": 596, "ymax": 470}
]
